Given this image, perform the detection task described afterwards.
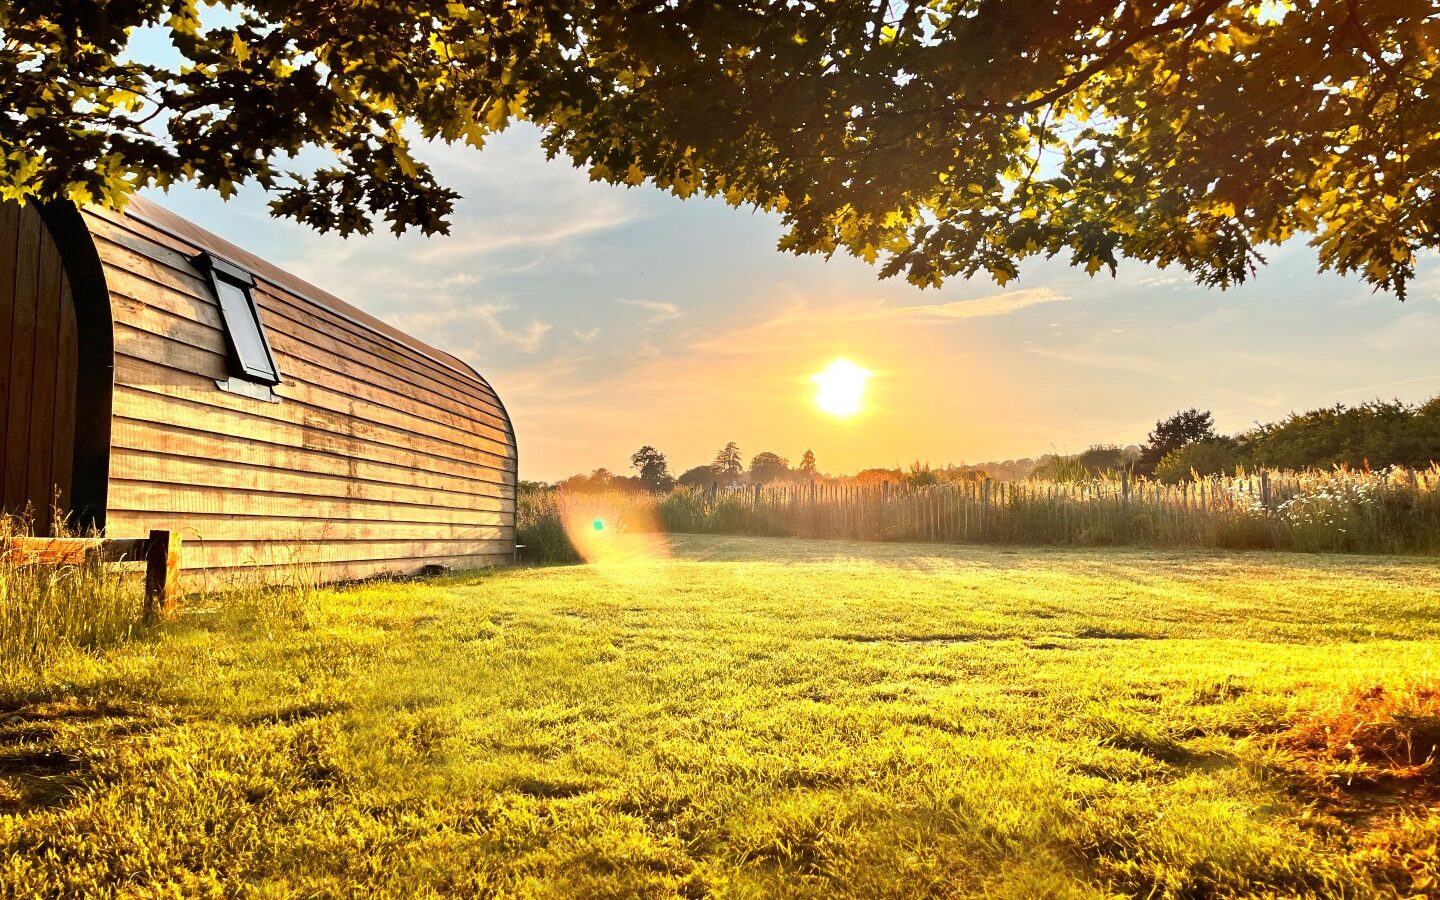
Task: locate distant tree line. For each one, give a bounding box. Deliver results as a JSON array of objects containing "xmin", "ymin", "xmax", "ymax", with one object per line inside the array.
[
  {"xmin": 531, "ymin": 395, "xmax": 1440, "ymax": 493},
  {"xmin": 543, "ymin": 442, "xmax": 827, "ymax": 495},
  {"xmin": 1035, "ymin": 396, "xmax": 1440, "ymax": 484}
]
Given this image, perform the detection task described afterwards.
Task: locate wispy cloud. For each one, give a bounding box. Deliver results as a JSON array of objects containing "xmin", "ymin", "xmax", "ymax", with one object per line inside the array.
[
  {"xmin": 1024, "ymin": 341, "xmax": 1185, "ymax": 382},
  {"xmin": 1138, "ymin": 274, "xmax": 1183, "ymax": 288},
  {"xmin": 390, "ymin": 303, "xmax": 552, "ymax": 354},
  {"xmin": 573, "ymin": 327, "xmax": 601, "ymax": 343},
  {"xmin": 616, "ymin": 298, "xmax": 682, "ymax": 324},
  {"xmin": 1361, "ymin": 310, "xmax": 1440, "ymax": 353},
  {"xmin": 891, "ymin": 288, "xmax": 1069, "ymax": 319},
  {"xmin": 474, "ymin": 306, "xmax": 552, "ymax": 353},
  {"xmin": 687, "ymin": 288, "xmax": 1068, "ymax": 356},
  {"xmin": 415, "ymin": 197, "xmax": 640, "ymax": 262}
]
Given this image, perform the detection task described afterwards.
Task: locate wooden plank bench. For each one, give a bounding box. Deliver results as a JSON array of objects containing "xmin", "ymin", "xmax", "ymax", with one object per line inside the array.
[{"xmin": 1, "ymin": 530, "xmax": 183, "ymax": 623}]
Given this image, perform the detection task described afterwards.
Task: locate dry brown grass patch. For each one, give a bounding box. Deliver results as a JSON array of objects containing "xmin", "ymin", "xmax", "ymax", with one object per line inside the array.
[
  {"xmin": 1276, "ymin": 684, "xmax": 1440, "ymax": 795},
  {"xmin": 1258, "ymin": 684, "xmax": 1440, "ymax": 894}
]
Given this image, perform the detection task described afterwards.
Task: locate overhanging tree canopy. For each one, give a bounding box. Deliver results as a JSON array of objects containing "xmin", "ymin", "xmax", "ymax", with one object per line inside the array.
[{"xmin": 3, "ymin": 1, "xmax": 1435, "ymax": 295}]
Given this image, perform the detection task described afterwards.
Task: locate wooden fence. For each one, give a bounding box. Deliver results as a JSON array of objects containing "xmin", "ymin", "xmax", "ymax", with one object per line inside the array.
[
  {"xmin": 1, "ymin": 530, "xmax": 183, "ymax": 622},
  {"xmin": 573, "ymin": 466, "xmax": 1440, "ymax": 553},
  {"xmin": 697, "ymin": 474, "xmax": 1264, "ymax": 544}
]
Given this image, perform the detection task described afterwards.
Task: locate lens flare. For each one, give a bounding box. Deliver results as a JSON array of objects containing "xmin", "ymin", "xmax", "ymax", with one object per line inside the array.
[
  {"xmin": 812, "ymin": 359, "xmax": 870, "ymax": 418},
  {"xmin": 559, "ymin": 498, "xmax": 670, "ymax": 571}
]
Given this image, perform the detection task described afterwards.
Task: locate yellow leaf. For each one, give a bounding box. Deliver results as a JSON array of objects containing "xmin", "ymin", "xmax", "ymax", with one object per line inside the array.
[
  {"xmin": 484, "ymin": 98, "xmax": 508, "ymax": 130},
  {"xmin": 394, "ymin": 144, "xmax": 418, "ymax": 179}
]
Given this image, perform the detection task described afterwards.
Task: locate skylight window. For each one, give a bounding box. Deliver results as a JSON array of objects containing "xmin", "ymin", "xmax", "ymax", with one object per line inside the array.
[{"xmin": 197, "ymin": 254, "xmax": 281, "ymax": 385}]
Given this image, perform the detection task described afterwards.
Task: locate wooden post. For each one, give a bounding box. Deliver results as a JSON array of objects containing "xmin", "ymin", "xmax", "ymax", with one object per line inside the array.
[
  {"xmin": 1260, "ymin": 472, "xmax": 1271, "ymax": 509},
  {"xmin": 144, "ymin": 529, "xmax": 182, "ymax": 623}
]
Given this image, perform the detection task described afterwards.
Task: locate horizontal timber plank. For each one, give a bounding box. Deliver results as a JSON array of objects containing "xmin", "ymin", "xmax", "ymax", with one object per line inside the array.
[
  {"xmin": 112, "ymin": 381, "xmax": 515, "ymax": 480},
  {"xmin": 150, "ymin": 538, "xmax": 515, "ymax": 571},
  {"xmin": 187, "ymin": 552, "xmax": 513, "ymax": 586},
  {"xmin": 274, "ymin": 355, "xmax": 510, "ymax": 446},
  {"xmin": 114, "ymin": 319, "xmax": 227, "ymax": 380},
  {"xmin": 104, "ymin": 264, "xmax": 222, "ymax": 332},
  {"xmin": 113, "ymin": 303, "xmax": 227, "ymax": 368},
  {"xmin": 102, "ymin": 511, "xmax": 510, "ymax": 542},
  {"xmin": 108, "ymin": 479, "xmax": 508, "ymax": 525},
  {"xmin": 255, "ymin": 285, "xmax": 505, "ymax": 413},
  {"xmin": 115, "ymin": 339, "xmax": 514, "ymax": 456},
  {"xmin": 111, "ymin": 448, "xmax": 511, "ymax": 511},
  {"xmin": 4, "ymin": 537, "xmax": 104, "ymax": 566},
  {"xmin": 103, "ymin": 269, "xmax": 512, "ymax": 440},
  {"xmin": 266, "ymin": 324, "xmax": 507, "ymax": 433},
  {"xmin": 4, "ymin": 536, "xmax": 161, "ymax": 566},
  {"xmin": 109, "ymin": 421, "xmax": 515, "ymax": 496},
  {"xmin": 91, "ymin": 229, "xmax": 219, "ymax": 310}
]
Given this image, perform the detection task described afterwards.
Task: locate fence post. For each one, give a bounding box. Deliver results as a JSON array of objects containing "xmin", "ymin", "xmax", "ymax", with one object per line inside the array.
[
  {"xmin": 1121, "ymin": 470, "xmax": 1130, "ymax": 502},
  {"xmin": 144, "ymin": 529, "xmax": 182, "ymax": 623},
  {"xmin": 1260, "ymin": 472, "xmax": 1271, "ymax": 509}
]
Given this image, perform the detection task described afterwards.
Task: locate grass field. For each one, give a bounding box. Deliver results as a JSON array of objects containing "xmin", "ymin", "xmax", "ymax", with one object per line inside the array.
[{"xmin": 3, "ymin": 536, "xmax": 1440, "ymax": 898}]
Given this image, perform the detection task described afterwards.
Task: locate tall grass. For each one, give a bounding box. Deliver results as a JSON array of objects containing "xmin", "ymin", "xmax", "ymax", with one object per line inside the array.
[
  {"xmin": 517, "ymin": 488, "xmax": 583, "ymax": 564},
  {"xmin": 523, "ymin": 465, "xmax": 1440, "ymax": 556},
  {"xmin": 0, "ymin": 518, "xmax": 329, "ymax": 688},
  {"xmin": 0, "ymin": 517, "xmax": 143, "ymax": 684}
]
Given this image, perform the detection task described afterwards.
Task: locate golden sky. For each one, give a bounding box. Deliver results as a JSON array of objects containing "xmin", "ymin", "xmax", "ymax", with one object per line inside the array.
[{"xmin": 145, "ymin": 127, "xmax": 1440, "ymax": 481}]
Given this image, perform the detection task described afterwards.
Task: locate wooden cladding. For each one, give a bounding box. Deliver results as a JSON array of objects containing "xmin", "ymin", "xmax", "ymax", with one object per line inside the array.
[
  {"xmin": 83, "ymin": 197, "xmax": 517, "ymax": 582},
  {"xmin": 0, "ymin": 203, "xmax": 78, "ymax": 535}
]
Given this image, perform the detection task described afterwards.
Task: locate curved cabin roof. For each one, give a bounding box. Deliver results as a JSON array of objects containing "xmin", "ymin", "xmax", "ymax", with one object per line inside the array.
[
  {"xmin": 118, "ymin": 195, "xmax": 501, "ymax": 408},
  {"xmin": 61, "ymin": 195, "xmax": 518, "ymax": 580}
]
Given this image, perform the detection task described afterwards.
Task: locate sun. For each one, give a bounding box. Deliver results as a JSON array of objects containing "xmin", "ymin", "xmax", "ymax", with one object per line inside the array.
[{"xmin": 812, "ymin": 359, "xmax": 871, "ymax": 418}]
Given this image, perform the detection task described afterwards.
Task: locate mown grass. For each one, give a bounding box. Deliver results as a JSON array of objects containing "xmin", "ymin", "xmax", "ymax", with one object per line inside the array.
[{"xmin": 3, "ymin": 536, "xmax": 1440, "ymax": 898}]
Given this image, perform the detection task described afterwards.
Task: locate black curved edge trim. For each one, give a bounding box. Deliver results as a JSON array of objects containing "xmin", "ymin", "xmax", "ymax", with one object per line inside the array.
[{"xmin": 37, "ymin": 202, "xmax": 113, "ymax": 532}]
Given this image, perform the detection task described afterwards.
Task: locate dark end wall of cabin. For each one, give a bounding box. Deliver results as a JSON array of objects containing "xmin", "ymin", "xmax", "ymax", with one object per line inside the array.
[{"xmin": 0, "ymin": 200, "xmax": 111, "ymax": 536}]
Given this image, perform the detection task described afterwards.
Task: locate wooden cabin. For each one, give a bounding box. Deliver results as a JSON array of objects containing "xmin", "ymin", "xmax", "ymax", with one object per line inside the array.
[{"xmin": 0, "ymin": 198, "xmax": 516, "ymax": 582}]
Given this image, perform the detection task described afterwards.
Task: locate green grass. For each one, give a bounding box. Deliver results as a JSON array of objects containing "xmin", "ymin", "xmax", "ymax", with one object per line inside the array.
[{"xmin": 3, "ymin": 536, "xmax": 1440, "ymax": 898}]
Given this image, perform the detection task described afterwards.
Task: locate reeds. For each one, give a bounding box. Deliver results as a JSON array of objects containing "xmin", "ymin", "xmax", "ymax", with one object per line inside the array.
[{"xmin": 516, "ymin": 488, "xmax": 583, "ymax": 564}]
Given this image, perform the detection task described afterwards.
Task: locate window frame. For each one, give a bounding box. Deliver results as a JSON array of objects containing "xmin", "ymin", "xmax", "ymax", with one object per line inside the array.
[{"xmin": 195, "ymin": 253, "xmax": 282, "ymax": 386}]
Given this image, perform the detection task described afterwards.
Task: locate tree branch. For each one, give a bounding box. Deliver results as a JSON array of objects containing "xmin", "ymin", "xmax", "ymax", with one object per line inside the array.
[{"xmin": 950, "ymin": 0, "xmax": 1229, "ymax": 116}]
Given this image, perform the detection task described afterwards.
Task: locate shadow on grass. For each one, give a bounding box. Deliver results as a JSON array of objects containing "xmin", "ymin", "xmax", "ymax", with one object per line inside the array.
[{"xmin": 0, "ymin": 699, "xmax": 148, "ymax": 813}]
